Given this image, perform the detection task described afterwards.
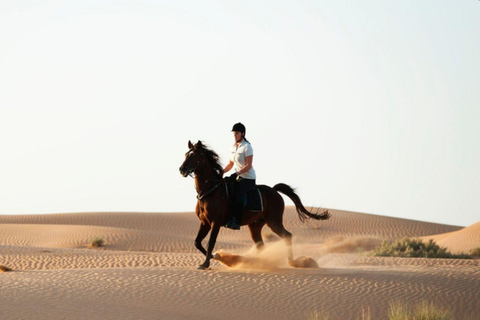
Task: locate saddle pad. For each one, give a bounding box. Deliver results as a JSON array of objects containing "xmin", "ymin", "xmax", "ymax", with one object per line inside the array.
[{"xmin": 245, "ymin": 188, "xmax": 263, "ymax": 212}]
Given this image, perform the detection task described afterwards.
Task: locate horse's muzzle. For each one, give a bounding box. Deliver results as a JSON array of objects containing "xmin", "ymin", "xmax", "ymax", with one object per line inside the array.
[{"xmin": 179, "ymin": 166, "xmax": 190, "ymax": 177}]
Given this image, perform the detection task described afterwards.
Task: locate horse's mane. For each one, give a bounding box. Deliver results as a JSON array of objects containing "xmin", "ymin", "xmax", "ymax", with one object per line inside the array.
[{"xmin": 196, "ymin": 142, "xmax": 224, "ymax": 178}]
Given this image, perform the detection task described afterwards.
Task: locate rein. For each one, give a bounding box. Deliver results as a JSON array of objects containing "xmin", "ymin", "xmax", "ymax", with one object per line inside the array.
[
  {"xmin": 188, "ymin": 168, "xmax": 225, "ymax": 201},
  {"xmin": 196, "ymin": 180, "xmax": 224, "ymax": 200}
]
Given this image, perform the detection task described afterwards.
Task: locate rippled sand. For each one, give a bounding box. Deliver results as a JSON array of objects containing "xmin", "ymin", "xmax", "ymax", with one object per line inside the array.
[{"xmin": 1, "ymin": 208, "xmax": 478, "ymax": 319}]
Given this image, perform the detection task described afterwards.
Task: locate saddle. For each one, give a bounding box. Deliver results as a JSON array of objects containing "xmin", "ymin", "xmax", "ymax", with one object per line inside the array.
[
  {"xmin": 245, "ymin": 187, "xmax": 263, "ymax": 212},
  {"xmin": 225, "ymin": 182, "xmax": 264, "ymax": 212}
]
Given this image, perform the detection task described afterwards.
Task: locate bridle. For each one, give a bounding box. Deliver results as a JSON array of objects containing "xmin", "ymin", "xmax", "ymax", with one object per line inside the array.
[
  {"xmin": 185, "ymin": 158, "xmax": 200, "ymax": 179},
  {"xmin": 185, "ymin": 151, "xmax": 225, "ymax": 201}
]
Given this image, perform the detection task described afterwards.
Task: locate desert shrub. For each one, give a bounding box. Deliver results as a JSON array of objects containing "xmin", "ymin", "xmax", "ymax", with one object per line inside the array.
[
  {"xmin": 388, "ymin": 300, "xmax": 453, "ymax": 320},
  {"xmin": 372, "ymin": 238, "xmax": 472, "ymax": 259},
  {"xmin": 469, "ymin": 247, "xmax": 480, "ymax": 257},
  {"xmin": 90, "ymin": 236, "xmax": 105, "ymax": 248},
  {"xmin": 0, "ymin": 265, "xmax": 13, "ymax": 272}
]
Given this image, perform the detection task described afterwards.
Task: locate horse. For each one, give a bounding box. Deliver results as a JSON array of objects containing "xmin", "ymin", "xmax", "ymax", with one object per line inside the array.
[{"xmin": 179, "ymin": 140, "xmax": 330, "ymax": 270}]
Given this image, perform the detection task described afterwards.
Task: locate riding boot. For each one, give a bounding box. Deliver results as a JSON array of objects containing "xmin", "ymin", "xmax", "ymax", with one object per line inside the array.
[{"xmin": 225, "ymin": 204, "xmax": 242, "ymax": 230}]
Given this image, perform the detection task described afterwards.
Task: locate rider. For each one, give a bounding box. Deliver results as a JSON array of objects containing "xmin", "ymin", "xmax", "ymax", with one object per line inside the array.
[{"xmin": 223, "ymin": 122, "xmax": 256, "ymax": 230}]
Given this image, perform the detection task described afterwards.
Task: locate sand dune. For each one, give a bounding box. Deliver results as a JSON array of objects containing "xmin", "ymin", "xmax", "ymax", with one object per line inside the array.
[
  {"xmin": 0, "ymin": 208, "xmax": 478, "ymax": 320},
  {"xmin": 421, "ymin": 221, "xmax": 480, "ymax": 254}
]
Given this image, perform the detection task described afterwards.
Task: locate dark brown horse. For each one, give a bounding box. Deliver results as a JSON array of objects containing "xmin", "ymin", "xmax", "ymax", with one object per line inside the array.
[{"xmin": 179, "ymin": 140, "xmax": 330, "ymax": 270}]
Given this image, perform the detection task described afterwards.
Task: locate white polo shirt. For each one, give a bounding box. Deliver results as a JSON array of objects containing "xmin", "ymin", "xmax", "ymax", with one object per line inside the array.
[{"xmin": 230, "ymin": 140, "xmax": 256, "ymax": 180}]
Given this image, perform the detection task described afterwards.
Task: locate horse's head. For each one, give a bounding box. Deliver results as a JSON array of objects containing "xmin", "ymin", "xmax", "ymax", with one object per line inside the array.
[
  {"xmin": 180, "ymin": 140, "xmax": 224, "ymax": 178},
  {"xmin": 179, "ymin": 140, "xmax": 205, "ymax": 177}
]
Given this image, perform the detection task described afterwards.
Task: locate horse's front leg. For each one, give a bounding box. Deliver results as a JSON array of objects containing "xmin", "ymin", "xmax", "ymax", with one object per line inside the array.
[
  {"xmin": 195, "ymin": 222, "xmax": 211, "ymax": 257},
  {"xmin": 198, "ymin": 223, "xmax": 221, "ymax": 270}
]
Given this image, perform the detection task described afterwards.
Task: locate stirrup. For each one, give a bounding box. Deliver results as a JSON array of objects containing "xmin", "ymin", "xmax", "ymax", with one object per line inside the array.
[{"xmin": 225, "ymin": 219, "xmax": 240, "ymax": 230}]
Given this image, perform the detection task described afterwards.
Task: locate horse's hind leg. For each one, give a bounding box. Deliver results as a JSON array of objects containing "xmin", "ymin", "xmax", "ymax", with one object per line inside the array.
[
  {"xmin": 248, "ymin": 219, "xmax": 266, "ymax": 252},
  {"xmin": 268, "ymin": 222, "xmax": 293, "ymax": 263}
]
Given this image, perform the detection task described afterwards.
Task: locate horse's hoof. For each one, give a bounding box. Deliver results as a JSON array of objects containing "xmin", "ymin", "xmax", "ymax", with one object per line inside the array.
[{"xmin": 197, "ymin": 265, "xmax": 210, "ymax": 270}]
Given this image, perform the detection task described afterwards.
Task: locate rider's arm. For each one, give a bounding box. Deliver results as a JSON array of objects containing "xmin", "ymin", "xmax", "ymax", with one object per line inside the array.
[{"xmin": 223, "ymin": 160, "xmax": 234, "ymax": 174}]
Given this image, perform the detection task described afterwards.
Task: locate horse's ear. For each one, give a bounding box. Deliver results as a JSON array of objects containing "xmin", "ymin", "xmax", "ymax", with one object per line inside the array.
[
  {"xmin": 188, "ymin": 140, "xmax": 193, "ymax": 149},
  {"xmin": 197, "ymin": 140, "xmax": 203, "ymax": 148}
]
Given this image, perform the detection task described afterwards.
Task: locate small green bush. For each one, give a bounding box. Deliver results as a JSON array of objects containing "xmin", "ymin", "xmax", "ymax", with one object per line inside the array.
[
  {"xmin": 90, "ymin": 236, "xmax": 105, "ymax": 248},
  {"xmin": 372, "ymin": 238, "xmax": 472, "ymax": 259}
]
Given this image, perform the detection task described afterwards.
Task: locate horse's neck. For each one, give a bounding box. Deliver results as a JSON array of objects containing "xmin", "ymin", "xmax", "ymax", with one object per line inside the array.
[
  {"xmin": 194, "ymin": 167, "xmax": 217, "ymax": 192},
  {"xmin": 194, "ymin": 176, "xmax": 206, "ymax": 192}
]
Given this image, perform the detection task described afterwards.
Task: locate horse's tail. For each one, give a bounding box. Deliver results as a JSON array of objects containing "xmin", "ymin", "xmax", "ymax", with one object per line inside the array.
[{"xmin": 273, "ymin": 183, "xmax": 330, "ymax": 222}]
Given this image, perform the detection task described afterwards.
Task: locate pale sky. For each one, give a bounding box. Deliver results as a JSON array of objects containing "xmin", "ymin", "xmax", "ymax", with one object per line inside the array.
[{"xmin": 1, "ymin": 1, "xmax": 479, "ymax": 227}]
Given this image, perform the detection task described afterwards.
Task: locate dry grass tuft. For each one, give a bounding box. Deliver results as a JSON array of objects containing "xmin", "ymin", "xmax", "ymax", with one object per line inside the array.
[
  {"xmin": 306, "ymin": 307, "xmax": 331, "ymax": 320},
  {"xmin": 90, "ymin": 236, "xmax": 105, "ymax": 248},
  {"xmin": 388, "ymin": 300, "xmax": 453, "ymax": 320},
  {"xmin": 309, "ymin": 301, "xmax": 456, "ymax": 320}
]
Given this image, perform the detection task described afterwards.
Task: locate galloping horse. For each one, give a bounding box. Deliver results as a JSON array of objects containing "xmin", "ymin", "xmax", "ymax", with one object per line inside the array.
[{"xmin": 179, "ymin": 140, "xmax": 330, "ymax": 270}]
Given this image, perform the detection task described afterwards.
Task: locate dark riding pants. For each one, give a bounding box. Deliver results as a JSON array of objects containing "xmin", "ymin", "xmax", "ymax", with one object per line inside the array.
[{"xmin": 232, "ymin": 178, "xmax": 256, "ymax": 223}]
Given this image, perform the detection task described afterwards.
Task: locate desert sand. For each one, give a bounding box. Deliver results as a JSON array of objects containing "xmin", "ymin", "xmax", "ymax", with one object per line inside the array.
[{"xmin": 1, "ymin": 208, "xmax": 479, "ymax": 319}]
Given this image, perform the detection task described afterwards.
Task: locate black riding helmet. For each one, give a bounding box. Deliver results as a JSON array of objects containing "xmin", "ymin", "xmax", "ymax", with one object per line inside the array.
[{"xmin": 231, "ymin": 122, "xmax": 246, "ymax": 134}]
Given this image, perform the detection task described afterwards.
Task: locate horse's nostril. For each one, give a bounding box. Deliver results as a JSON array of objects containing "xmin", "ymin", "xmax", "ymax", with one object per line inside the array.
[{"xmin": 179, "ymin": 166, "xmax": 188, "ymax": 177}]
